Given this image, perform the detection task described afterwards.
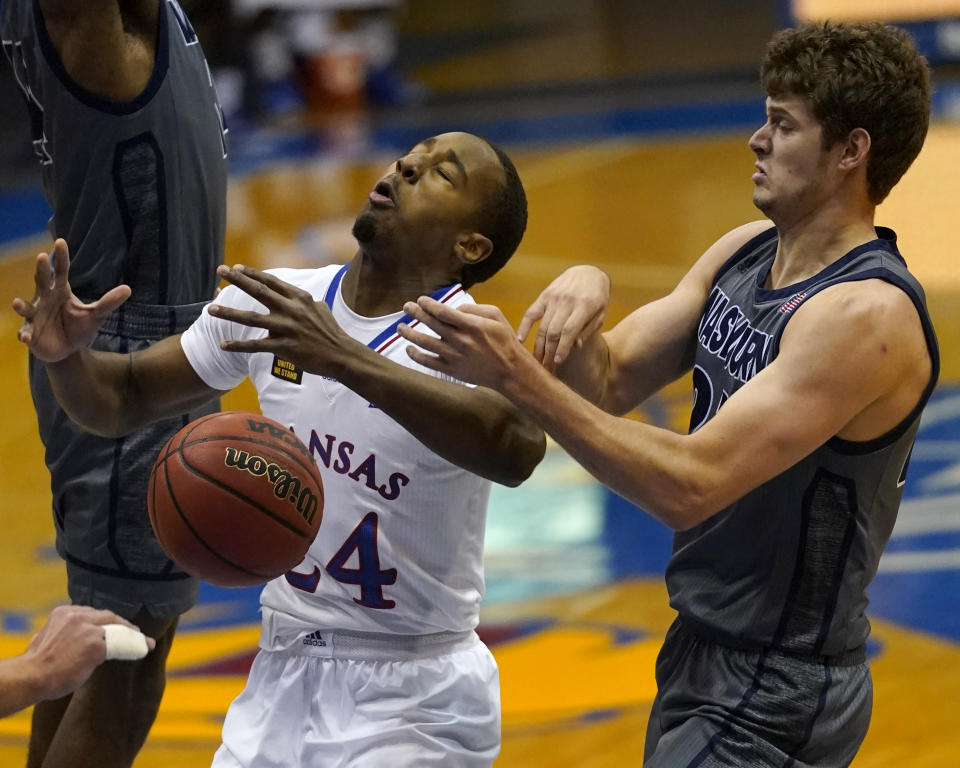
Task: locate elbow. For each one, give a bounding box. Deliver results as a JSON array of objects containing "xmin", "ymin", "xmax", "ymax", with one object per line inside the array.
[
  {"xmin": 652, "ymin": 472, "xmax": 724, "ymax": 532},
  {"xmin": 493, "ymin": 422, "xmax": 547, "ymax": 488}
]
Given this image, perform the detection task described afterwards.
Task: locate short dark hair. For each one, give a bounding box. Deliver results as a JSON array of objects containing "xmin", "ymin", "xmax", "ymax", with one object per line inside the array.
[
  {"xmin": 460, "ymin": 139, "xmax": 528, "ymax": 289},
  {"xmin": 760, "ymin": 21, "xmax": 931, "ymax": 204}
]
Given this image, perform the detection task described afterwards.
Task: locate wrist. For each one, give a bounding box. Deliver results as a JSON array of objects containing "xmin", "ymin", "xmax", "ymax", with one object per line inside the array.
[
  {"xmin": 498, "ymin": 344, "xmax": 548, "ymax": 407},
  {"xmin": 14, "ymin": 652, "xmax": 47, "ymax": 702}
]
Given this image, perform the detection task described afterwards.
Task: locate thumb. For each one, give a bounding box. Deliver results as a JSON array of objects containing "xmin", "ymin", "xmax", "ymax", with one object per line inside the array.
[{"xmin": 91, "ymin": 285, "xmax": 132, "ymax": 317}]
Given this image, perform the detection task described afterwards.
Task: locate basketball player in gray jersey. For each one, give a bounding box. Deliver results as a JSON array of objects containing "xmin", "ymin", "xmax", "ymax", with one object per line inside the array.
[
  {"xmin": 399, "ymin": 22, "xmax": 937, "ymax": 767},
  {"xmin": 1, "ymin": 1, "xmax": 226, "ymax": 765}
]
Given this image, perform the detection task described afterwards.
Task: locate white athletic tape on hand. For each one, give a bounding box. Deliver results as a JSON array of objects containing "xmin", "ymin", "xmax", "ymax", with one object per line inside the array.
[{"xmin": 103, "ymin": 624, "xmax": 150, "ymax": 661}]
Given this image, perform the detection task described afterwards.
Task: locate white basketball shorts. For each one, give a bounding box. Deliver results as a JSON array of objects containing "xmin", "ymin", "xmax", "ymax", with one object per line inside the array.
[{"xmin": 210, "ymin": 628, "xmax": 500, "ymax": 767}]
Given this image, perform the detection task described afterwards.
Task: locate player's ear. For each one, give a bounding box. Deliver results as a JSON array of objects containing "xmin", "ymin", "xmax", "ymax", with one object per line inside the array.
[
  {"xmin": 453, "ymin": 232, "xmax": 492, "ymax": 266},
  {"xmin": 839, "ymin": 127, "xmax": 871, "ymax": 171}
]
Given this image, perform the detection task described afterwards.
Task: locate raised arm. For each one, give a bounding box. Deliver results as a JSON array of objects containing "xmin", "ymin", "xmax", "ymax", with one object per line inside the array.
[
  {"xmin": 37, "ymin": 0, "xmax": 159, "ymax": 101},
  {"xmin": 13, "ymin": 239, "xmax": 223, "ymax": 437},
  {"xmin": 209, "ymin": 266, "xmax": 546, "ymax": 488}
]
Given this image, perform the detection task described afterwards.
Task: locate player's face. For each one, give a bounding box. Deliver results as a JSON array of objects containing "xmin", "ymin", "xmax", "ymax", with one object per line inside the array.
[
  {"xmin": 353, "ymin": 132, "xmax": 504, "ymax": 260},
  {"xmin": 748, "ymin": 95, "xmax": 844, "ymax": 227}
]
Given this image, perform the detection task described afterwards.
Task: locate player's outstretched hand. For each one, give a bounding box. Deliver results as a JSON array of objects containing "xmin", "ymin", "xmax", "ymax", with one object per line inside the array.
[
  {"xmin": 210, "ymin": 264, "xmax": 352, "ymax": 376},
  {"xmin": 26, "ymin": 605, "xmax": 155, "ymax": 702},
  {"xmin": 398, "ymin": 298, "xmax": 524, "ymax": 390},
  {"xmin": 516, "ymin": 265, "xmax": 610, "ymax": 371},
  {"xmin": 11, "ymin": 239, "xmax": 131, "ymax": 362}
]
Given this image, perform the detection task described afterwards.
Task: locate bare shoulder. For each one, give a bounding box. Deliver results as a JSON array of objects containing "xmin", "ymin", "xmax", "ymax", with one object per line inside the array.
[
  {"xmin": 792, "ymin": 278, "xmax": 924, "ymax": 340},
  {"xmin": 38, "ymin": 0, "xmax": 160, "ymax": 101},
  {"xmin": 680, "ymin": 220, "xmax": 775, "ymax": 289},
  {"xmin": 782, "ymin": 278, "xmax": 932, "ymax": 427}
]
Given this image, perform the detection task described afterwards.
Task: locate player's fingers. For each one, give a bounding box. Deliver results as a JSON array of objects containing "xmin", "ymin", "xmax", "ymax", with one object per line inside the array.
[
  {"xmin": 402, "ymin": 300, "xmax": 451, "ymax": 336},
  {"xmin": 404, "ymin": 343, "xmax": 447, "ymax": 373},
  {"xmin": 539, "ymin": 306, "xmax": 574, "ymax": 369},
  {"xmin": 457, "ymin": 303, "xmax": 505, "ymax": 322},
  {"xmin": 231, "ymin": 265, "xmax": 304, "ymax": 299},
  {"xmin": 12, "ymin": 297, "xmax": 37, "ymax": 320},
  {"xmin": 516, "ymin": 297, "xmax": 546, "ymax": 342},
  {"xmin": 33, "ymin": 251, "xmax": 52, "ymax": 297},
  {"xmin": 412, "ymin": 296, "xmax": 475, "ymax": 329},
  {"xmin": 216, "ymin": 265, "xmax": 291, "ymax": 309},
  {"xmin": 219, "ymin": 337, "xmax": 275, "ymax": 355},
  {"xmin": 51, "ymin": 239, "xmax": 70, "ymax": 291},
  {"xmin": 553, "ymin": 305, "xmax": 603, "ymax": 364},
  {"xmin": 584, "ymin": 307, "xmax": 607, "ymax": 338},
  {"xmin": 207, "ymin": 303, "xmax": 272, "ymax": 329},
  {"xmin": 396, "ymin": 323, "xmax": 448, "ymax": 355},
  {"xmin": 91, "ymin": 285, "xmax": 132, "ymax": 317}
]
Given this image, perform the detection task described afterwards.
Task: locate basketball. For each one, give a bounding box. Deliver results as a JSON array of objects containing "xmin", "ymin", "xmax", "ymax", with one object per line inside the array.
[{"xmin": 147, "ymin": 411, "xmax": 324, "ymax": 587}]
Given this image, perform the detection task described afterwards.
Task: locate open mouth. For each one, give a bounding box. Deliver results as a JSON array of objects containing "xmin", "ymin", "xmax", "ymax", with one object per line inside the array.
[{"xmin": 369, "ymin": 180, "xmax": 396, "ymax": 208}]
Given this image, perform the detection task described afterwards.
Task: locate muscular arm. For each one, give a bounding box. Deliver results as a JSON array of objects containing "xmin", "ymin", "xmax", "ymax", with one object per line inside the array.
[
  {"xmin": 14, "ymin": 240, "xmax": 223, "ymax": 436},
  {"xmin": 460, "ymin": 280, "xmax": 928, "ymax": 529},
  {"xmin": 210, "ymin": 266, "xmax": 546, "ymax": 487},
  {"xmin": 45, "ymin": 334, "xmax": 223, "ymax": 438},
  {"xmin": 37, "ymin": 0, "xmax": 159, "ymax": 101},
  {"xmin": 556, "ymin": 221, "xmax": 775, "ymax": 414},
  {"xmin": 400, "ymin": 241, "xmax": 931, "ymax": 532},
  {"xmin": 325, "ymin": 340, "xmax": 544, "ymax": 487}
]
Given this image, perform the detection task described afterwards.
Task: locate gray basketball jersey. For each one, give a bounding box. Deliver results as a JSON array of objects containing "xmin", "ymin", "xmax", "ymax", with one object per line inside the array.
[
  {"xmin": 1, "ymin": 0, "xmax": 227, "ymax": 304},
  {"xmin": 668, "ymin": 226, "xmax": 940, "ymax": 657}
]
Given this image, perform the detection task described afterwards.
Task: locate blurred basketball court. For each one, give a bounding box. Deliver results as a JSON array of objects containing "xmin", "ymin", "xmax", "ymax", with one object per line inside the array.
[{"xmin": 0, "ymin": 1, "xmax": 958, "ymax": 765}]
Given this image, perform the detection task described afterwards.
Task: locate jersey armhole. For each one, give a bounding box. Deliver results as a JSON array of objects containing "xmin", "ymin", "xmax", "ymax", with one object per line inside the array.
[
  {"xmin": 33, "ymin": 0, "xmax": 169, "ymax": 114},
  {"xmin": 769, "ymin": 269, "xmax": 940, "ymax": 455}
]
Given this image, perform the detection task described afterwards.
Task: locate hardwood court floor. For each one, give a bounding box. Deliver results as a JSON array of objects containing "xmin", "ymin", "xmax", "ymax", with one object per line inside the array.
[{"xmin": 0, "ymin": 125, "xmax": 957, "ymax": 767}]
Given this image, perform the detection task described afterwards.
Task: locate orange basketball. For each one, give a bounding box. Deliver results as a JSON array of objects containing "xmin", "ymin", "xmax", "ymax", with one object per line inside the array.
[{"xmin": 148, "ymin": 411, "xmax": 324, "ymax": 587}]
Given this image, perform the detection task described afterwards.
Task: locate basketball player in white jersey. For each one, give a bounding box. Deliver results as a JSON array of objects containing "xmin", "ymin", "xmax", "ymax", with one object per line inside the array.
[{"xmin": 12, "ymin": 131, "xmax": 546, "ymax": 767}]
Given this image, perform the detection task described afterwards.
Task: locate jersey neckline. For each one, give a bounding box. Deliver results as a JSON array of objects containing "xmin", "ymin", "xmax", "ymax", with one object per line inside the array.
[
  {"xmin": 755, "ymin": 226, "xmax": 904, "ymax": 303},
  {"xmin": 323, "ymin": 262, "xmax": 463, "ymax": 354}
]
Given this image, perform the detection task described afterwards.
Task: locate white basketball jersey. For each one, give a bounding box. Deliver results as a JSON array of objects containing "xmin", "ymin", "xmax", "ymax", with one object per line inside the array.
[{"xmin": 181, "ymin": 265, "xmax": 491, "ymax": 637}]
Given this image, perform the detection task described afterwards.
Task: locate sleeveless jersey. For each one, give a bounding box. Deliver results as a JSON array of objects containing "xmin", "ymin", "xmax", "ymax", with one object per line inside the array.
[
  {"xmin": 668, "ymin": 226, "xmax": 940, "ymax": 657},
  {"xmin": 0, "ymin": 0, "xmax": 227, "ymax": 304},
  {"xmin": 181, "ymin": 265, "xmax": 492, "ymax": 637}
]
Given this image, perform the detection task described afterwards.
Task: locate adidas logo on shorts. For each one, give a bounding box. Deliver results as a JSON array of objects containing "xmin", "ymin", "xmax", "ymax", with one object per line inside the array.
[{"xmin": 303, "ymin": 630, "xmax": 327, "ymax": 648}]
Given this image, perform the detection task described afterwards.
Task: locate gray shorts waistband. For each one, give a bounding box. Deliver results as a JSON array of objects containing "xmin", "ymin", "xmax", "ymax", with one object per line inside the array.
[
  {"xmin": 677, "ymin": 617, "xmax": 867, "ymax": 667},
  {"xmin": 96, "ymin": 300, "xmax": 210, "ymax": 339}
]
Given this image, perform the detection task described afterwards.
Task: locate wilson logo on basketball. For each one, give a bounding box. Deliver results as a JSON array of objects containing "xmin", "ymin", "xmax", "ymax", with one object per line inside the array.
[{"xmin": 223, "ymin": 448, "xmax": 320, "ymax": 526}]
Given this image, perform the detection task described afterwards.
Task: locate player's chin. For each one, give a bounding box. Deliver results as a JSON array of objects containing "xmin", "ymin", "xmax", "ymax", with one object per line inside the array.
[{"xmin": 351, "ymin": 210, "xmax": 381, "ymax": 244}]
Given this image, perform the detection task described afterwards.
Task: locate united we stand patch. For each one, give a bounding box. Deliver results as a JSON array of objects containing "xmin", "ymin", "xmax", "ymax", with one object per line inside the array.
[{"xmin": 271, "ymin": 356, "xmax": 303, "ymax": 384}]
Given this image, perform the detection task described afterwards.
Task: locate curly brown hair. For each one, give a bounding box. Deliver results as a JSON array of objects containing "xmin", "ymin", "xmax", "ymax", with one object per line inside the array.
[{"xmin": 760, "ymin": 21, "xmax": 931, "ymax": 204}]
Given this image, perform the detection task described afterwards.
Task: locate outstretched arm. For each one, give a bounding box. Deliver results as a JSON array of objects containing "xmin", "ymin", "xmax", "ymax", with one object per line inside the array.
[
  {"xmin": 399, "ymin": 266, "xmax": 930, "ymax": 531},
  {"xmin": 13, "ymin": 239, "xmax": 223, "ymax": 437},
  {"xmin": 209, "ymin": 265, "xmax": 546, "ymax": 487}
]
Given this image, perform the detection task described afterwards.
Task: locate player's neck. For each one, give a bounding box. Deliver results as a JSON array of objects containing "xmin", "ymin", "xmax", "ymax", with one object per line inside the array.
[
  {"xmin": 768, "ymin": 208, "xmax": 877, "ymax": 290},
  {"xmin": 340, "ymin": 254, "xmax": 458, "ymax": 318}
]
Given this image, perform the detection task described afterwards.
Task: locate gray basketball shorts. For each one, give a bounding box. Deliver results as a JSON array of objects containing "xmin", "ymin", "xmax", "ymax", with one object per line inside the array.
[
  {"xmin": 29, "ymin": 301, "xmax": 218, "ymax": 620},
  {"xmin": 643, "ymin": 618, "xmax": 872, "ymax": 768}
]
